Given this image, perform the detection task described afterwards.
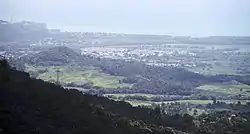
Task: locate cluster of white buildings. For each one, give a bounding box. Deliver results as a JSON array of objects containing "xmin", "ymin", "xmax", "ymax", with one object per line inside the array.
[{"xmin": 80, "ymin": 45, "xmax": 198, "ymax": 68}]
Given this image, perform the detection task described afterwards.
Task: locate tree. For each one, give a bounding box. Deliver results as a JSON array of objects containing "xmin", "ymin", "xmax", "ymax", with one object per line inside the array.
[
  {"xmin": 0, "ymin": 59, "xmax": 10, "ymax": 83},
  {"xmin": 193, "ymin": 109, "xmax": 198, "ymax": 116},
  {"xmin": 212, "ymin": 97, "xmax": 217, "ymax": 104},
  {"xmin": 246, "ymin": 102, "xmax": 250, "ymax": 106},
  {"xmin": 161, "ymin": 102, "xmax": 165, "ymax": 107}
]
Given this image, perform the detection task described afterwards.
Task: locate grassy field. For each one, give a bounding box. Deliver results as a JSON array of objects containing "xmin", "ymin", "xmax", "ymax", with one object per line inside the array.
[
  {"xmin": 125, "ymin": 100, "xmax": 212, "ymax": 107},
  {"xmin": 125, "ymin": 100, "xmax": 152, "ymax": 107},
  {"xmin": 196, "ymin": 81, "xmax": 250, "ymax": 96},
  {"xmin": 81, "ymin": 70, "xmax": 133, "ymax": 88},
  {"xmin": 25, "ymin": 64, "xmax": 133, "ymax": 89},
  {"xmin": 64, "ymin": 86, "xmax": 89, "ymax": 91},
  {"xmin": 125, "ymin": 99, "xmax": 250, "ymax": 107},
  {"xmin": 189, "ymin": 65, "xmax": 239, "ymax": 76},
  {"xmin": 105, "ymin": 92, "xmax": 250, "ymax": 106},
  {"xmin": 161, "ymin": 100, "xmax": 213, "ymax": 104},
  {"xmin": 160, "ymin": 100, "xmax": 250, "ymax": 104},
  {"xmin": 104, "ymin": 93, "xmax": 160, "ymax": 98}
]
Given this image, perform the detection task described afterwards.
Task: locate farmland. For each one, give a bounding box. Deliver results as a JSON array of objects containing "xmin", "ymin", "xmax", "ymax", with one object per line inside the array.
[
  {"xmin": 25, "ymin": 64, "xmax": 133, "ymax": 89},
  {"xmin": 196, "ymin": 81, "xmax": 250, "ymax": 96},
  {"xmin": 125, "ymin": 99, "xmax": 250, "ymax": 107}
]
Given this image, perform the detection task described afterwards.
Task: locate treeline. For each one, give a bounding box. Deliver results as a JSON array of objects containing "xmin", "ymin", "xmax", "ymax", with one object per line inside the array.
[{"xmin": 106, "ymin": 94, "xmax": 250, "ymax": 103}]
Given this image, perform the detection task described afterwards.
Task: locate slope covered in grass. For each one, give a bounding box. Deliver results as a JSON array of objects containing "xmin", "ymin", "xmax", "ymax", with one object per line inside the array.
[{"xmin": 196, "ymin": 81, "xmax": 250, "ymax": 96}]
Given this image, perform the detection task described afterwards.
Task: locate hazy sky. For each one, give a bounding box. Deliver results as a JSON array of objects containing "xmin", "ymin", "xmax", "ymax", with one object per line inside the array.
[{"xmin": 1, "ymin": 0, "xmax": 250, "ymax": 36}]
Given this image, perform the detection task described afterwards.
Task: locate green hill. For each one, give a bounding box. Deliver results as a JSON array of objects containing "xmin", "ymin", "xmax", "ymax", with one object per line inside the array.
[{"xmin": 29, "ymin": 46, "xmax": 81, "ymax": 66}]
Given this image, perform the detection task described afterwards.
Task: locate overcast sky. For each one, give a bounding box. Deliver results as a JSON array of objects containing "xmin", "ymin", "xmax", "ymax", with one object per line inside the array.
[{"xmin": 1, "ymin": 0, "xmax": 250, "ymax": 36}]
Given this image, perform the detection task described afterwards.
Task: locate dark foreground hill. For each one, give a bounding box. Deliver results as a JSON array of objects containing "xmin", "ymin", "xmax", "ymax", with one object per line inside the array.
[
  {"xmin": 0, "ymin": 61, "xmax": 187, "ymax": 134},
  {"xmin": 1, "ymin": 60, "xmax": 250, "ymax": 134}
]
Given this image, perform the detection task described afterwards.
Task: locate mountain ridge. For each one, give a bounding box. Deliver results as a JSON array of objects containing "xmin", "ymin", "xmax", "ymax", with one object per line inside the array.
[{"xmin": 1, "ymin": 20, "xmax": 250, "ymax": 45}]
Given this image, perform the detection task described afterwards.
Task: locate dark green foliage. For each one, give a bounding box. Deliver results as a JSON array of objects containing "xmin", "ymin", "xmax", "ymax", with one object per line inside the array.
[
  {"xmin": 0, "ymin": 59, "xmax": 10, "ymax": 83},
  {"xmin": 0, "ymin": 67, "xmax": 186, "ymax": 134},
  {"xmin": 195, "ymin": 111, "xmax": 250, "ymax": 134},
  {"xmin": 1, "ymin": 60, "xmax": 250, "ymax": 134},
  {"xmin": 30, "ymin": 46, "xmax": 81, "ymax": 66},
  {"xmin": 80, "ymin": 58, "xmax": 208, "ymax": 94}
]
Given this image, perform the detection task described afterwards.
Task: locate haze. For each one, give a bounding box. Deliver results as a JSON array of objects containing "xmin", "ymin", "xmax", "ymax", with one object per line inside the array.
[{"xmin": 1, "ymin": 0, "xmax": 250, "ymax": 36}]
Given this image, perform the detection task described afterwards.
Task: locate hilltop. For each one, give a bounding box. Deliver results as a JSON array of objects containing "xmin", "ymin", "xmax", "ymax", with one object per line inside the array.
[
  {"xmin": 0, "ymin": 20, "xmax": 49, "ymax": 42},
  {"xmin": 29, "ymin": 46, "xmax": 81, "ymax": 66}
]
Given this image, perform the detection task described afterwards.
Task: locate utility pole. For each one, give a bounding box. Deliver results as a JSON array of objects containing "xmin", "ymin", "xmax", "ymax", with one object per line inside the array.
[{"xmin": 55, "ymin": 68, "xmax": 62, "ymax": 85}]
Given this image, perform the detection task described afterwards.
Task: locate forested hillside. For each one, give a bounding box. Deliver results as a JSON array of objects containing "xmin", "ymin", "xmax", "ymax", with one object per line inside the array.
[
  {"xmin": 1, "ymin": 60, "xmax": 250, "ymax": 134},
  {"xmin": 0, "ymin": 59, "xmax": 188, "ymax": 134}
]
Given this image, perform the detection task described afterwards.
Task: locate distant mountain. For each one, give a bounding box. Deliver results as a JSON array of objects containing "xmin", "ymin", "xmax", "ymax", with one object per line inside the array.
[
  {"xmin": 1, "ymin": 19, "xmax": 249, "ymax": 45},
  {"xmin": 0, "ymin": 20, "xmax": 9, "ymax": 24},
  {"xmin": 0, "ymin": 20, "xmax": 49, "ymax": 42},
  {"xmin": 176, "ymin": 36, "xmax": 250, "ymax": 45},
  {"xmin": 0, "ymin": 46, "xmax": 5, "ymax": 51},
  {"xmin": 30, "ymin": 46, "xmax": 81, "ymax": 66}
]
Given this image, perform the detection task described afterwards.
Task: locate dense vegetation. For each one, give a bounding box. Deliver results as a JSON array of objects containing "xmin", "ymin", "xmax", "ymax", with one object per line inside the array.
[
  {"xmin": 1, "ymin": 60, "xmax": 185, "ymax": 134},
  {"xmin": 1, "ymin": 60, "xmax": 250, "ymax": 134}
]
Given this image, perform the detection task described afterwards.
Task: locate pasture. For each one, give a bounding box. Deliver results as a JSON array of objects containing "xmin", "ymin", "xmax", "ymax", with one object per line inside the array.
[{"xmin": 25, "ymin": 64, "xmax": 133, "ymax": 88}]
